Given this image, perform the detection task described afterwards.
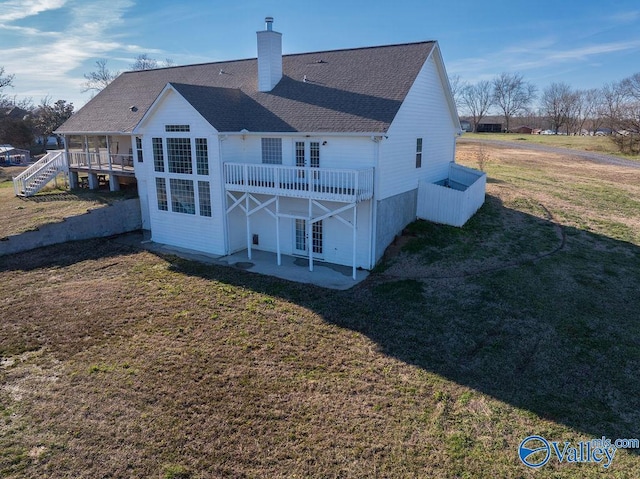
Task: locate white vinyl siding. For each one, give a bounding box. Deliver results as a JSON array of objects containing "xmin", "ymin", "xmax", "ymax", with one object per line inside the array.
[
  {"xmin": 378, "ymin": 55, "xmax": 457, "ymax": 199},
  {"xmin": 135, "ymin": 88, "xmax": 226, "ymax": 256}
]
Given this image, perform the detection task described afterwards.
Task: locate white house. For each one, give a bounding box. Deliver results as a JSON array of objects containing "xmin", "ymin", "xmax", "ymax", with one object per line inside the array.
[{"xmin": 50, "ymin": 17, "xmax": 485, "ymax": 279}]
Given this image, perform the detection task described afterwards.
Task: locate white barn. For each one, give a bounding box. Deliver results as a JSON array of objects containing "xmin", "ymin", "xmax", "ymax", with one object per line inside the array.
[{"xmin": 52, "ymin": 17, "xmax": 485, "ymax": 279}]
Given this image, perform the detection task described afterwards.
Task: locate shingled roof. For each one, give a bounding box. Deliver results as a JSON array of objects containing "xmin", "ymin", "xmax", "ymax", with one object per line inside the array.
[{"xmin": 57, "ymin": 41, "xmax": 437, "ymax": 135}]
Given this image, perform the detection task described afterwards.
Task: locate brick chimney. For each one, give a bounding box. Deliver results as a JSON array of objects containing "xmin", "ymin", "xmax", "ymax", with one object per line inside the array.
[{"xmin": 257, "ymin": 17, "xmax": 282, "ymax": 92}]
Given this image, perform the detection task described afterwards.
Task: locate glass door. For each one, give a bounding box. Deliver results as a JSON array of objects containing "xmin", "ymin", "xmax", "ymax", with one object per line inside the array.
[
  {"xmin": 294, "ymin": 219, "xmax": 323, "ymax": 257},
  {"xmin": 295, "ymin": 140, "xmax": 320, "ymax": 186}
]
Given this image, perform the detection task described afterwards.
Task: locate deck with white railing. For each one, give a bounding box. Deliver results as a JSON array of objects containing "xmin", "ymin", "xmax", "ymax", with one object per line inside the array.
[
  {"xmin": 68, "ymin": 151, "xmax": 136, "ymax": 176},
  {"xmin": 224, "ymin": 163, "xmax": 374, "ymax": 203}
]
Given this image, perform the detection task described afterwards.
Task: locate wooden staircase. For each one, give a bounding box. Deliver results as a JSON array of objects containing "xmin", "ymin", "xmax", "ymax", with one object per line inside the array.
[{"xmin": 13, "ymin": 151, "xmax": 67, "ymax": 197}]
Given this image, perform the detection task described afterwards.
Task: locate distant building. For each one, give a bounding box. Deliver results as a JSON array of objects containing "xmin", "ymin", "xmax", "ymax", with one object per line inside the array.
[
  {"xmin": 510, "ymin": 126, "xmax": 534, "ymax": 134},
  {"xmin": 476, "ymin": 123, "xmax": 502, "ymax": 133},
  {"xmin": 0, "ymin": 145, "xmax": 31, "ymax": 164}
]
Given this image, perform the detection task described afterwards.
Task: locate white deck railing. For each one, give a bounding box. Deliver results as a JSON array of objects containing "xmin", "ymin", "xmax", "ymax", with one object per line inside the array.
[
  {"xmin": 68, "ymin": 151, "xmax": 134, "ymax": 172},
  {"xmin": 224, "ymin": 163, "xmax": 374, "ymax": 202},
  {"xmin": 13, "ymin": 150, "xmax": 67, "ymax": 197}
]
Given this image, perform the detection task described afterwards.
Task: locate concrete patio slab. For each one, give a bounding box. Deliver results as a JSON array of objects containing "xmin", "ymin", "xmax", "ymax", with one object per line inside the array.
[{"xmin": 114, "ymin": 231, "xmax": 368, "ymax": 290}]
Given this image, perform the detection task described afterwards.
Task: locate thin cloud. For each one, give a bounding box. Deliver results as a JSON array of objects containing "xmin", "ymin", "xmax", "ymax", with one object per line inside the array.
[
  {"xmin": 1, "ymin": 0, "xmax": 160, "ymax": 105},
  {"xmin": 1, "ymin": 0, "xmax": 68, "ymax": 22},
  {"xmin": 606, "ymin": 10, "xmax": 640, "ymax": 24}
]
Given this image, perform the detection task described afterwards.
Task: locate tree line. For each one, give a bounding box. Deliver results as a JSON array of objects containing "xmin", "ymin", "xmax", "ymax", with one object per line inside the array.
[
  {"xmin": 451, "ymin": 72, "xmax": 640, "ymax": 155},
  {"xmin": 0, "ymin": 67, "xmax": 73, "ymax": 152}
]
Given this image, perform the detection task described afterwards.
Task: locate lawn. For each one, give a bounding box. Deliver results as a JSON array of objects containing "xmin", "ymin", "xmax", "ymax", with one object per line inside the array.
[
  {"xmin": 462, "ymin": 132, "xmax": 639, "ymax": 160},
  {"xmin": 0, "ymin": 167, "xmax": 136, "ymax": 239},
  {"xmin": 1, "ymin": 144, "xmax": 639, "ymax": 477}
]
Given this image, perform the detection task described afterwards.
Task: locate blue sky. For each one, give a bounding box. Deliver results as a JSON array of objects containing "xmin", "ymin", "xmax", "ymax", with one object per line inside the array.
[{"xmin": 2, "ymin": 0, "xmax": 640, "ymax": 109}]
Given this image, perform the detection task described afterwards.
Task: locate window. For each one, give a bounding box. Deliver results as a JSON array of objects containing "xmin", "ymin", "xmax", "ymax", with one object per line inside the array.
[
  {"xmin": 152, "ymin": 138, "xmax": 164, "ymax": 172},
  {"xmin": 165, "ymin": 124, "xmax": 190, "ymax": 132},
  {"xmin": 167, "ymin": 138, "xmax": 192, "ymax": 174},
  {"xmin": 261, "ymin": 138, "xmax": 282, "ymax": 164},
  {"xmin": 310, "ymin": 142, "xmax": 320, "ymax": 168},
  {"xmin": 136, "ymin": 137, "xmax": 143, "ymax": 163},
  {"xmin": 295, "ymin": 219, "xmax": 323, "ymax": 254},
  {"xmin": 416, "ymin": 138, "xmax": 423, "ymax": 168},
  {"xmin": 295, "ymin": 141, "xmax": 305, "ymax": 167},
  {"xmin": 155, "ymin": 177, "xmax": 168, "ymax": 211},
  {"xmin": 195, "ymin": 138, "xmax": 209, "ymax": 175},
  {"xmin": 312, "ymin": 220, "xmax": 323, "ymax": 254},
  {"xmin": 170, "ymin": 178, "xmax": 195, "ymax": 214},
  {"xmin": 198, "ymin": 181, "xmax": 211, "ymax": 217}
]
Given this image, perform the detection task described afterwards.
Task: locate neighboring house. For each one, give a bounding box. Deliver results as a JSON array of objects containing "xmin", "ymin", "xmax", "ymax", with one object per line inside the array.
[
  {"xmin": 51, "ymin": 18, "xmax": 484, "ymax": 277},
  {"xmin": 0, "ymin": 145, "xmax": 30, "ymax": 164},
  {"xmin": 476, "ymin": 123, "xmax": 503, "ymax": 133},
  {"xmin": 510, "ymin": 126, "xmax": 534, "ymax": 134},
  {"xmin": 0, "ymin": 107, "xmax": 31, "ymax": 121},
  {"xmin": 460, "ymin": 120, "xmax": 472, "ymax": 132}
]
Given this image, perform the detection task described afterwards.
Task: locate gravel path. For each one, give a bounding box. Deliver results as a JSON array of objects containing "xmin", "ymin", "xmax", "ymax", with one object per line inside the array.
[{"xmin": 458, "ymin": 137, "xmax": 640, "ymax": 169}]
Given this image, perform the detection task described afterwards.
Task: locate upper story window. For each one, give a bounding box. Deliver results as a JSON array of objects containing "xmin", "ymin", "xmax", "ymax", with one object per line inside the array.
[
  {"xmin": 416, "ymin": 138, "xmax": 423, "ymax": 168},
  {"xmin": 195, "ymin": 138, "xmax": 209, "ymax": 175},
  {"xmin": 152, "ymin": 138, "xmax": 164, "ymax": 172},
  {"xmin": 135, "ymin": 137, "xmax": 143, "ymax": 163},
  {"xmin": 261, "ymin": 138, "xmax": 282, "ymax": 164},
  {"xmin": 165, "ymin": 124, "xmax": 190, "ymax": 132},
  {"xmin": 167, "ymin": 138, "xmax": 192, "ymax": 174}
]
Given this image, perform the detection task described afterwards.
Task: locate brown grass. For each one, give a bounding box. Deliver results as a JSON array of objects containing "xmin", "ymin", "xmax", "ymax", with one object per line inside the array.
[{"xmin": 0, "ymin": 167, "xmax": 134, "ymax": 239}]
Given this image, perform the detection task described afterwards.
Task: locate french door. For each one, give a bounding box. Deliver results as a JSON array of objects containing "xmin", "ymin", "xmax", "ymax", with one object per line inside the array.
[
  {"xmin": 294, "ymin": 219, "xmax": 323, "ymax": 257},
  {"xmin": 295, "ymin": 140, "xmax": 320, "ymax": 182}
]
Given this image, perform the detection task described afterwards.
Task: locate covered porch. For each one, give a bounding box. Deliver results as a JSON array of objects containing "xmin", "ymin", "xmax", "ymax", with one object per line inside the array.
[
  {"xmin": 225, "ymin": 163, "xmax": 375, "ymax": 280},
  {"xmin": 63, "ymin": 134, "xmax": 137, "ymax": 191}
]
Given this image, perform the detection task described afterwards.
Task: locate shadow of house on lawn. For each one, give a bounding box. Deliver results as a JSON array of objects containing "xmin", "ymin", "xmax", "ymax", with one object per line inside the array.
[
  {"xmin": 1, "ymin": 194, "xmax": 639, "ymax": 449},
  {"xmin": 160, "ymin": 195, "xmax": 640, "ymax": 445}
]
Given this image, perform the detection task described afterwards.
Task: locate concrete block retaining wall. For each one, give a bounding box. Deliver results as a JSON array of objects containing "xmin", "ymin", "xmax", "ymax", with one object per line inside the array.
[{"xmin": 0, "ymin": 198, "xmax": 142, "ymax": 256}]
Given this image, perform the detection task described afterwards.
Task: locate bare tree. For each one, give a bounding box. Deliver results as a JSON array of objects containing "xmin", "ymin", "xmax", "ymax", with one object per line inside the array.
[
  {"xmin": 0, "ymin": 66, "xmax": 15, "ymax": 105},
  {"xmin": 583, "ymin": 88, "xmax": 606, "ymax": 134},
  {"xmin": 621, "ymin": 72, "xmax": 640, "ymax": 101},
  {"xmin": 83, "ymin": 59, "xmax": 119, "ymax": 93},
  {"xmin": 600, "ymin": 78, "xmax": 640, "ymax": 154},
  {"xmin": 540, "ymin": 82, "xmax": 578, "ymax": 134},
  {"xmin": 0, "ymin": 66, "xmax": 14, "ymax": 90},
  {"xmin": 130, "ymin": 54, "xmax": 158, "ymax": 71},
  {"xmin": 130, "ymin": 54, "xmax": 175, "ymax": 71},
  {"xmin": 448, "ymin": 74, "xmax": 466, "ymax": 110},
  {"xmin": 460, "ymin": 81, "xmax": 494, "ymax": 132},
  {"xmin": 492, "ymin": 72, "xmax": 536, "ymax": 132}
]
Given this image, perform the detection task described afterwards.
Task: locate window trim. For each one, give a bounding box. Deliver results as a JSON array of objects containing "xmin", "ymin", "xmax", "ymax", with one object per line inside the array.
[
  {"xmin": 165, "ymin": 124, "xmax": 190, "ymax": 132},
  {"xmin": 261, "ymin": 137, "xmax": 283, "ymax": 165}
]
